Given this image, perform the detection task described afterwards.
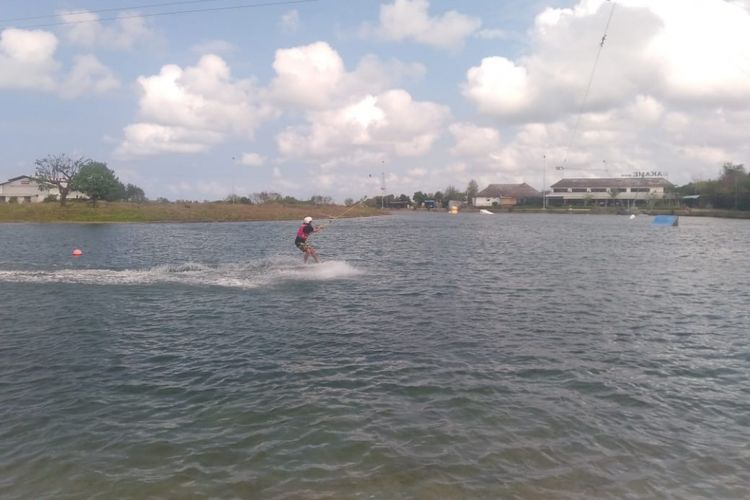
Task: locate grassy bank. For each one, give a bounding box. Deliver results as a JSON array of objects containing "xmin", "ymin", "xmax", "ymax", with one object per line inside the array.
[{"xmin": 0, "ymin": 201, "xmax": 384, "ymax": 223}]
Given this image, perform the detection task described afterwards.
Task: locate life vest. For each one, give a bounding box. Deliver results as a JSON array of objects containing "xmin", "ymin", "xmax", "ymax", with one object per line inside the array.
[{"xmin": 296, "ymin": 223, "xmax": 310, "ymax": 240}]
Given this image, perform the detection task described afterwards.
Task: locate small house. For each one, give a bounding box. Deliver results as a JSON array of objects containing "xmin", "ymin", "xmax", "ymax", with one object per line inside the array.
[{"xmin": 474, "ymin": 183, "xmax": 541, "ymax": 207}]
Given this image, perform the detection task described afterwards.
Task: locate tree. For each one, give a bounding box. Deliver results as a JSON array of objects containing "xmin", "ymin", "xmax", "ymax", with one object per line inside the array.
[
  {"xmin": 674, "ymin": 162, "xmax": 750, "ymax": 210},
  {"xmin": 443, "ymin": 185, "xmax": 465, "ymax": 206},
  {"xmin": 34, "ymin": 154, "xmax": 90, "ymax": 206},
  {"xmin": 720, "ymin": 163, "xmax": 747, "ymax": 210},
  {"xmin": 70, "ymin": 162, "xmax": 124, "ymax": 206},
  {"xmin": 310, "ymin": 195, "xmax": 333, "ymax": 205},
  {"xmin": 466, "ymin": 179, "xmax": 479, "ymax": 206},
  {"xmin": 124, "ymin": 183, "xmax": 146, "ymax": 203},
  {"xmin": 412, "ymin": 191, "xmax": 427, "ymax": 207},
  {"xmin": 344, "ymin": 198, "xmax": 354, "ymax": 206},
  {"xmin": 251, "ymin": 192, "xmax": 282, "ymax": 204},
  {"xmin": 433, "ymin": 191, "xmax": 444, "ymax": 207}
]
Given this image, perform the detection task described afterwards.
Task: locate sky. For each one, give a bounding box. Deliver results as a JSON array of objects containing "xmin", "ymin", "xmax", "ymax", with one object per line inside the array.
[{"xmin": 2, "ymin": 0, "xmax": 750, "ymax": 202}]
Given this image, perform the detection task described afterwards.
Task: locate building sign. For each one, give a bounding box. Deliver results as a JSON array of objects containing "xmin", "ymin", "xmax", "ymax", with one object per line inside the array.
[{"xmin": 632, "ymin": 171, "xmax": 667, "ymax": 178}]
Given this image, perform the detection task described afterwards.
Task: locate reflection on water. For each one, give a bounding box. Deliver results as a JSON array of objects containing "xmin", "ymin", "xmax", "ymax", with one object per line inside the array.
[{"xmin": 1, "ymin": 214, "xmax": 749, "ymax": 498}]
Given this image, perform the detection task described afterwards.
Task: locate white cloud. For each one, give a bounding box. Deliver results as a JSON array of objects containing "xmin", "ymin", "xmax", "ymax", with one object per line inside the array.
[
  {"xmin": 58, "ymin": 10, "xmax": 153, "ymax": 49},
  {"xmin": 60, "ymin": 54, "xmax": 120, "ymax": 98},
  {"xmin": 462, "ymin": 57, "xmax": 532, "ymax": 117},
  {"xmin": 277, "ymin": 90, "xmax": 450, "ymax": 160},
  {"xmin": 624, "ymin": 94, "xmax": 664, "ymax": 124},
  {"xmin": 374, "ymin": 0, "xmax": 481, "ymax": 50},
  {"xmin": 279, "ymin": 10, "xmax": 300, "ymax": 33},
  {"xmin": 679, "ymin": 145, "xmax": 729, "ymax": 165},
  {"xmin": 0, "ymin": 27, "xmax": 121, "ymax": 98},
  {"xmin": 117, "ymin": 54, "xmax": 277, "ymax": 156},
  {"xmin": 464, "ymin": 0, "xmax": 750, "ymax": 120},
  {"xmin": 270, "ymin": 41, "xmax": 346, "ymax": 108},
  {"xmin": 348, "ymin": 55, "xmax": 426, "ymax": 95},
  {"xmin": 269, "ymin": 41, "xmax": 447, "ymax": 167},
  {"xmin": 0, "ymin": 28, "xmax": 60, "ymax": 90},
  {"xmin": 449, "ymin": 122, "xmax": 502, "ymax": 157},
  {"xmin": 119, "ymin": 123, "xmax": 223, "ymax": 155},
  {"xmin": 239, "ymin": 152, "xmax": 265, "ymax": 166},
  {"xmin": 457, "ymin": 0, "xmax": 750, "ymax": 186}
]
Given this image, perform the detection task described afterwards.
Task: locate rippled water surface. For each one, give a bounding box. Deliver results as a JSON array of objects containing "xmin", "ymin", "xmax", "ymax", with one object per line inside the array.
[{"xmin": 1, "ymin": 213, "xmax": 749, "ymax": 499}]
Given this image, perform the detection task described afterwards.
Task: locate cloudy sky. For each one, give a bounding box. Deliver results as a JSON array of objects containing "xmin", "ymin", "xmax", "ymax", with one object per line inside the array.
[{"xmin": 2, "ymin": 0, "xmax": 750, "ymax": 201}]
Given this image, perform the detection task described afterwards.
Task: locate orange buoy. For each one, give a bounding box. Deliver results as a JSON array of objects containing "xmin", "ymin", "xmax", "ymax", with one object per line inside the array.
[{"xmin": 72, "ymin": 248, "xmax": 83, "ymax": 256}]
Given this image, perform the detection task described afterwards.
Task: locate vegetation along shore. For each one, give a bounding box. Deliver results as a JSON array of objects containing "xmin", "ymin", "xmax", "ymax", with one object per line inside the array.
[{"xmin": 0, "ymin": 201, "xmax": 382, "ymax": 223}]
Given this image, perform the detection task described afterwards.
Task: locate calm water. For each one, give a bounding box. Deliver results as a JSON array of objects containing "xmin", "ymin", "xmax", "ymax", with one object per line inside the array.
[{"xmin": 1, "ymin": 213, "xmax": 749, "ymax": 499}]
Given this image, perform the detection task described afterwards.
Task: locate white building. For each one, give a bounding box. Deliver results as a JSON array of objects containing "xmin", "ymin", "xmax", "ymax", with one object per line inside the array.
[
  {"xmin": 546, "ymin": 177, "xmax": 673, "ymax": 207},
  {"xmin": 0, "ymin": 175, "xmax": 85, "ymax": 203}
]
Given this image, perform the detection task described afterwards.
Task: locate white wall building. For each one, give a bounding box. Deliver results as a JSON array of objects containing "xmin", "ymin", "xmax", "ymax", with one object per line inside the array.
[
  {"xmin": 546, "ymin": 177, "xmax": 673, "ymax": 207},
  {"xmin": 0, "ymin": 175, "xmax": 85, "ymax": 203}
]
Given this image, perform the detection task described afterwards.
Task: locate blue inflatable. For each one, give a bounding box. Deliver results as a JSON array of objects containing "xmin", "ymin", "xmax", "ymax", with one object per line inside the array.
[{"xmin": 652, "ymin": 215, "xmax": 679, "ymax": 226}]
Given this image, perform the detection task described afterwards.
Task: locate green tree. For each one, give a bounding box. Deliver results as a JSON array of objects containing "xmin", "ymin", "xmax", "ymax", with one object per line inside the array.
[
  {"xmin": 70, "ymin": 162, "xmax": 124, "ymax": 206},
  {"xmin": 34, "ymin": 154, "xmax": 90, "ymax": 206},
  {"xmin": 676, "ymin": 162, "xmax": 750, "ymax": 210},
  {"xmin": 443, "ymin": 185, "xmax": 465, "ymax": 206},
  {"xmin": 466, "ymin": 179, "xmax": 479, "ymax": 206},
  {"xmin": 433, "ymin": 191, "xmax": 444, "ymax": 208},
  {"xmin": 412, "ymin": 191, "xmax": 427, "ymax": 207},
  {"xmin": 310, "ymin": 195, "xmax": 333, "ymax": 205},
  {"xmin": 124, "ymin": 183, "xmax": 146, "ymax": 202},
  {"xmin": 252, "ymin": 192, "xmax": 282, "ymax": 203},
  {"xmin": 720, "ymin": 163, "xmax": 747, "ymax": 210}
]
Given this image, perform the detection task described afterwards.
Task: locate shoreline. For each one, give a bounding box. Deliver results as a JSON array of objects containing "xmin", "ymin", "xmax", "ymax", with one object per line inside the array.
[
  {"xmin": 0, "ymin": 201, "xmax": 385, "ymax": 223},
  {"xmin": 411, "ymin": 207, "xmax": 750, "ymax": 219},
  {"xmin": 2, "ymin": 202, "xmax": 748, "ymax": 222}
]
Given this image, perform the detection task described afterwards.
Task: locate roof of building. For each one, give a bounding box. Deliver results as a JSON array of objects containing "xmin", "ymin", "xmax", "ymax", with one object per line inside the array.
[
  {"xmin": 476, "ymin": 183, "xmax": 540, "ymax": 198},
  {"xmin": 549, "ymin": 177, "xmax": 673, "ymax": 188},
  {"xmin": 1, "ymin": 175, "xmax": 33, "ymax": 185}
]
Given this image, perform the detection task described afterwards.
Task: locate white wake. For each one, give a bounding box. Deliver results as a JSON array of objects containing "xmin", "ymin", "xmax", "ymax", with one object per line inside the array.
[{"xmin": 0, "ymin": 259, "xmax": 363, "ymax": 290}]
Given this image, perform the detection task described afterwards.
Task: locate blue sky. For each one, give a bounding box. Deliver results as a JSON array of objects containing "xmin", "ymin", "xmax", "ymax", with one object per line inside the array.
[{"xmin": 2, "ymin": 0, "xmax": 750, "ymax": 201}]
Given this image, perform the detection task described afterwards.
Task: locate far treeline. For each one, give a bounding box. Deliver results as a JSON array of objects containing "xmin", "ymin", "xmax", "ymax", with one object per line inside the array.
[
  {"xmin": 675, "ymin": 163, "xmax": 750, "ymax": 211},
  {"xmin": 32, "ymin": 155, "xmax": 750, "ymax": 211},
  {"xmin": 364, "ymin": 180, "xmax": 481, "ymax": 209},
  {"xmin": 371, "ymin": 164, "xmax": 750, "ymax": 211}
]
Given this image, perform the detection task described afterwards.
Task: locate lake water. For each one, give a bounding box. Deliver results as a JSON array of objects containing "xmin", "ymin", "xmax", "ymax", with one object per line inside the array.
[{"xmin": 1, "ymin": 212, "xmax": 749, "ymax": 499}]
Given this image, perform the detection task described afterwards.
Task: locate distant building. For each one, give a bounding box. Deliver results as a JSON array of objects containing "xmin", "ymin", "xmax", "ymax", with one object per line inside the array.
[
  {"xmin": 0, "ymin": 176, "xmax": 50, "ymax": 203},
  {"xmin": 474, "ymin": 183, "xmax": 540, "ymax": 207},
  {"xmin": 546, "ymin": 177, "xmax": 673, "ymax": 207},
  {"xmin": 0, "ymin": 175, "xmax": 86, "ymax": 203},
  {"xmin": 386, "ymin": 199, "xmax": 411, "ymax": 209}
]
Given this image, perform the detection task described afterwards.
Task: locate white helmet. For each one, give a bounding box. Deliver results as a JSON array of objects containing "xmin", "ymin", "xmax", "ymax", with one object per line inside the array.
[{"xmin": 303, "ymin": 216, "xmax": 313, "ymax": 224}]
